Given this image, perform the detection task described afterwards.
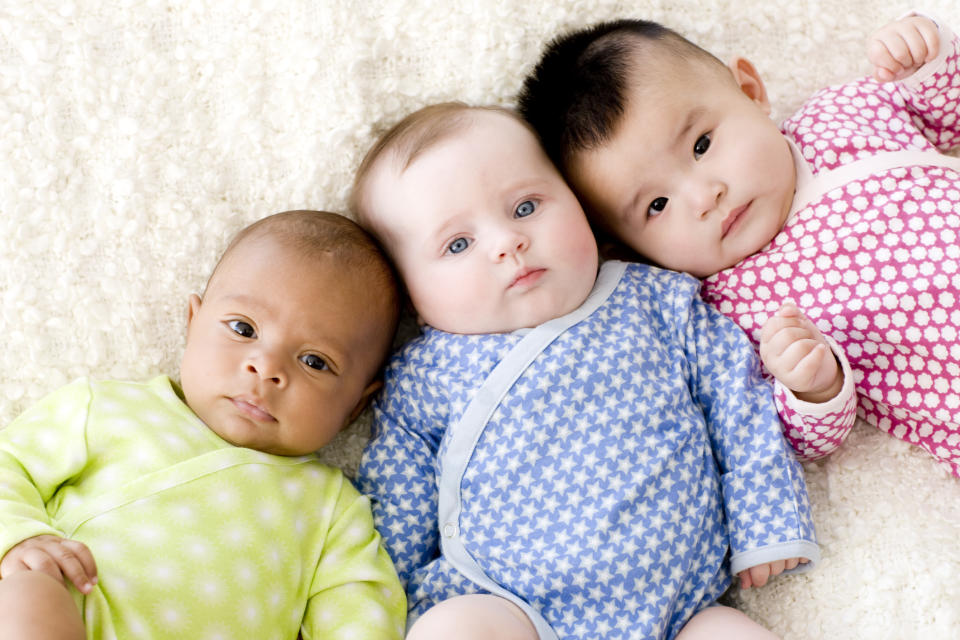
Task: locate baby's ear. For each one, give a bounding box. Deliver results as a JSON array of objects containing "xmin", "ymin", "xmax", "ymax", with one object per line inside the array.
[
  {"xmin": 727, "ymin": 57, "xmax": 771, "ymax": 114},
  {"xmin": 186, "ymin": 294, "xmax": 202, "ymax": 332}
]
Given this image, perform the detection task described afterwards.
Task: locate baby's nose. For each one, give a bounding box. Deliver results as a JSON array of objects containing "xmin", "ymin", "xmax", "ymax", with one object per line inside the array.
[{"xmin": 493, "ymin": 231, "xmax": 529, "ymax": 260}]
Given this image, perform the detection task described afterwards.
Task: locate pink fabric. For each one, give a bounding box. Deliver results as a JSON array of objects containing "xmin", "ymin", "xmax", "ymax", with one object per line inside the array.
[
  {"xmin": 773, "ymin": 377, "xmax": 858, "ymax": 462},
  {"xmin": 703, "ymin": 23, "xmax": 960, "ymax": 475}
]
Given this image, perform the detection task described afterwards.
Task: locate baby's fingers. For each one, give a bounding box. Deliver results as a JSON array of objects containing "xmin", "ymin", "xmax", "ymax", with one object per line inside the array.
[
  {"xmin": 8, "ymin": 547, "xmax": 66, "ymax": 584},
  {"xmin": 869, "ymin": 37, "xmax": 915, "ymax": 81},
  {"xmin": 784, "ymin": 335, "xmax": 821, "ymax": 363},
  {"xmin": 783, "ymin": 340, "xmax": 830, "ymax": 375},
  {"xmin": 10, "ymin": 537, "xmax": 98, "ymax": 593},
  {"xmin": 760, "ymin": 305, "xmax": 804, "ymax": 345},
  {"xmin": 892, "ymin": 29, "xmax": 927, "ymax": 65},
  {"xmin": 869, "ymin": 17, "xmax": 939, "ymax": 81},
  {"xmin": 765, "ymin": 559, "xmax": 787, "ymax": 581},
  {"xmin": 762, "ymin": 326, "xmax": 817, "ymax": 360},
  {"xmin": 741, "ymin": 564, "xmax": 772, "ymax": 589},
  {"xmin": 57, "ymin": 539, "xmax": 98, "ymax": 593},
  {"xmin": 908, "ymin": 16, "xmax": 941, "ymax": 63}
]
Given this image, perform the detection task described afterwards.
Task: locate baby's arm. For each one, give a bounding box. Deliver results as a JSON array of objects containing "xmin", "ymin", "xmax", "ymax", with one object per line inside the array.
[
  {"xmin": 301, "ymin": 477, "xmax": 406, "ymax": 640},
  {"xmin": 679, "ymin": 285, "xmax": 819, "ymax": 583},
  {"xmin": 759, "ymin": 303, "xmax": 857, "ymax": 461},
  {"xmin": 868, "ymin": 14, "xmax": 960, "ymax": 151},
  {"xmin": 355, "ymin": 385, "xmax": 443, "ymax": 592},
  {"xmin": 868, "ymin": 15, "xmax": 939, "ymax": 82},
  {"xmin": 0, "ymin": 379, "xmax": 98, "ymax": 594}
]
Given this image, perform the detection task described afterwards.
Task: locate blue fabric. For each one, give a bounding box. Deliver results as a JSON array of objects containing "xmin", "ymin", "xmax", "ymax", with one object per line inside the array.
[{"xmin": 358, "ymin": 261, "xmax": 817, "ymax": 640}]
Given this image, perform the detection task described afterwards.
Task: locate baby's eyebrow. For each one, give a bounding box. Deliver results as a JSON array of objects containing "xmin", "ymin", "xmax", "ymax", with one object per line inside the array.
[
  {"xmin": 618, "ymin": 105, "xmax": 708, "ymax": 222},
  {"xmin": 621, "ymin": 187, "xmax": 646, "ymax": 223},
  {"xmin": 675, "ymin": 106, "xmax": 706, "ymax": 145},
  {"xmin": 217, "ymin": 293, "xmax": 265, "ymax": 309},
  {"xmin": 424, "ymin": 213, "xmax": 469, "ymax": 248},
  {"xmin": 618, "ymin": 161, "xmax": 653, "ymax": 223}
]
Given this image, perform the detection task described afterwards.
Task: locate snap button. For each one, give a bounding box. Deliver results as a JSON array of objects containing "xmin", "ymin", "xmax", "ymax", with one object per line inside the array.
[{"xmin": 443, "ymin": 523, "xmax": 457, "ymax": 538}]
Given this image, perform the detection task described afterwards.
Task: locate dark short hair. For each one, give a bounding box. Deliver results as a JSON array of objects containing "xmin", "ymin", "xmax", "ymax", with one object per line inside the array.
[
  {"xmin": 518, "ymin": 19, "xmax": 723, "ymax": 170},
  {"xmin": 221, "ymin": 209, "xmax": 389, "ymax": 276}
]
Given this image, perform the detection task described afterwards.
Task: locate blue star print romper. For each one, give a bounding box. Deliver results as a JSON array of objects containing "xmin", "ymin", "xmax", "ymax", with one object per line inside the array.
[{"xmin": 358, "ymin": 261, "xmax": 820, "ymax": 640}]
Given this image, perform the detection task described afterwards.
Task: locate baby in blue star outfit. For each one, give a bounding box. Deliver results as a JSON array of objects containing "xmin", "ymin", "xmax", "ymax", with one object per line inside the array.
[{"xmin": 350, "ymin": 102, "xmax": 820, "ymax": 640}]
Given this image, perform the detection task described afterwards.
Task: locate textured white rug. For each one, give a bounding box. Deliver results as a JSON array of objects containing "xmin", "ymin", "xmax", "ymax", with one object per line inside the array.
[{"xmin": 2, "ymin": 1, "xmax": 959, "ymax": 637}]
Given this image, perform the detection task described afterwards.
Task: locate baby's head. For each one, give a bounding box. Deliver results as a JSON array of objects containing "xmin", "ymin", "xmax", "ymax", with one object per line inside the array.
[
  {"xmin": 179, "ymin": 210, "xmax": 399, "ymax": 456},
  {"xmin": 519, "ymin": 19, "xmax": 796, "ymax": 278},
  {"xmin": 351, "ymin": 102, "xmax": 598, "ymax": 334}
]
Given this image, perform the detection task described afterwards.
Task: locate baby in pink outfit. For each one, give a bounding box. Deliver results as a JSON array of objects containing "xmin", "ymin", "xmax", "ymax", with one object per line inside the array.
[{"xmin": 520, "ymin": 14, "xmax": 960, "ymax": 475}]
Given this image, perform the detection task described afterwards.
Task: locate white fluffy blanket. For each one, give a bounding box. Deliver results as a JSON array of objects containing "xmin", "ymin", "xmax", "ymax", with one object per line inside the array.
[{"xmin": 2, "ymin": 1, "xmax": 959, "ymax": 637}]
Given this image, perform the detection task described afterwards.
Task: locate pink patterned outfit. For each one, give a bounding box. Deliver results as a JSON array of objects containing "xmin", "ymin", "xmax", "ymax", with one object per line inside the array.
[{"xmin": 703, "ymin": 19, "xmax": 960, "ymax": 475}]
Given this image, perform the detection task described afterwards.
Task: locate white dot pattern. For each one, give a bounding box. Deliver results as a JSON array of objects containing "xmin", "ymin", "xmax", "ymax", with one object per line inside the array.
[
  {"xmin": 704, "ymin": 26, "xmax": 960, "ymax": 475},
  {"xmin": 773, "ymin": 371, "xmax": 858, "ymax": 462},
  {"xmin": 0, "ymin": 376, "xmax": 405, "ymax": 639}
]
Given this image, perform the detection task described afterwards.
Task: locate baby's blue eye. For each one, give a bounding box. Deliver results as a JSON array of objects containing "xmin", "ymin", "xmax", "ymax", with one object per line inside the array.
[
  {"xmin": 447, "ymin": 237, "xmax": 470, "ymax": 254},
  {"xmin": 515, "ymin": 200, "xmax": 537, "ymax": 218},
  {"xmin": 228, "ymin": 320, "xmax": 256, "ymax": 338},
  {"xmin": 693, "ymin": 134, "xmax": 711, "ymax": 158},
  {"xmin": 300, "ymin": 354, "xmax": 329, "ymax": 371},
  {"xmin": 647, "ymin": 197, "xmax": 668, "ymax": 217}
]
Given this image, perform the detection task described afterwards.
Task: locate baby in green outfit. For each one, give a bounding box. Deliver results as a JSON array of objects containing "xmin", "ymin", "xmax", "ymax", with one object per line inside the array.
[{"xmin": 0, "ymin": 210, "xmax": 406, "ymax": 639}]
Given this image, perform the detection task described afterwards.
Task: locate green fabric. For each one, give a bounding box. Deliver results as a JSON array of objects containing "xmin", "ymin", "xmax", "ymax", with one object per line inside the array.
[{"xmin": 0, "ymin": 376, "xmax": 405, "ymax": 639}]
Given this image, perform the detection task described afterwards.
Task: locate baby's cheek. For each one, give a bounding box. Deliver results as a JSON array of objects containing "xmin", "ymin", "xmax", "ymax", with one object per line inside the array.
[{"xmin": 572, "ymin": 228, "xmax": 600, "ymax": 266}]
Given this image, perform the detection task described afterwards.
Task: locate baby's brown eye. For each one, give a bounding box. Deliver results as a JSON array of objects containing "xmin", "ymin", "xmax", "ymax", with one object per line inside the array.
[
  {"xmin": 694, "ymin": 134, "xmax": 711, "ymax": 157},
  {"xmin": 647, "ymin": 197, "xmax": 668, "ymax": 217},
  {"xmin": 300, "ymin": 354, "xmax": 329, "ymax": 371},
  {"xmin": 227, "ymin": 320, "xmax": 256, "ymax": 338}
]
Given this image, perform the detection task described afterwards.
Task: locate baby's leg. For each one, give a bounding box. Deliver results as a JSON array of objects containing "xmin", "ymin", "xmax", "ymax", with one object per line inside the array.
[
  {"xmin": 407, "ymin": 594, "xmax": 538, "ymax": 640},
  {"xmin": 676, "ymin": 605, "xmax": 779, "ymax": 640},
  {"xmin": 0, "ymin": 571, "xmax": 85, "ymax": 640}
]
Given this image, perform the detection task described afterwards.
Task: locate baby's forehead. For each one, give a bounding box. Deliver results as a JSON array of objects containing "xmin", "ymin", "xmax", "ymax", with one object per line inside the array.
[
  {"xmin": 361, "ymin": 108, "xmax": 546, "ymax": 233},
  {"xmin": 398, "ymin": 108, "xmax": 526, "ymax": 170},
  {"xmin": 607, "ymin": 60, "xmax": 731, "ymax": 143},
  {"xmin": 627, "ymin": 53, "xmax": 716, "ymax": 97},
  {"xmin": 217, "ymin": 232, "xmax": 381, "ymax": 290},
  {"xmin": 367, "ymin": 112, "xmax": 505, "ymax": 197}
]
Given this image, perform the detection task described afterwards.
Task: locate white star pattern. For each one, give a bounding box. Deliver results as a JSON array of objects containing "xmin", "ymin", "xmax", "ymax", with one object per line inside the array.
[{"xmin": 358, "ymin": 262, "xmax": 817, "ymax": 639}]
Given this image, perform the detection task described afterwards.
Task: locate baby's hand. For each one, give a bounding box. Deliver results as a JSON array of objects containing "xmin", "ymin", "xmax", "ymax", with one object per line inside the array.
[
  {"xmin": 759, "ymin": 303, "xmax": 842, "ymax": 403},
  {"xmin": 738, "ymin": 557, "xmax": 807, "ymax": 589},
  {"xmin": 0, "ymin": 534, "xmax": 98, "ymax": 594},
  {"xmin": 868, "ymin": 15, "xmax": 939, "ymax": 82}
]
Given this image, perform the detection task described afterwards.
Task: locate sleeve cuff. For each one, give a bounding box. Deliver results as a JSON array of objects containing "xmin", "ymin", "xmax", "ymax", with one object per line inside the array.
[
  {"xmin": 901, "ymin": 13, "xmax": 953, "ymax": 89},
  {"xmin": 729, "ymin": 539, "xmax": 821, "ymax": 576}
]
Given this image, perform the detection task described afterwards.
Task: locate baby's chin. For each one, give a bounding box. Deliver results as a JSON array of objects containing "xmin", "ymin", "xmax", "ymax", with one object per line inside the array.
[
  {"xmin": 428, "ymin": 307, "xmax": 574, "ymax": 335},
  {"xmin": 684, "ymin": 245, "xmax": 769, "ymax": 278},
  {"xmin": 423, "ymin": 286, "xmax": 596, "ymax": 335}
]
